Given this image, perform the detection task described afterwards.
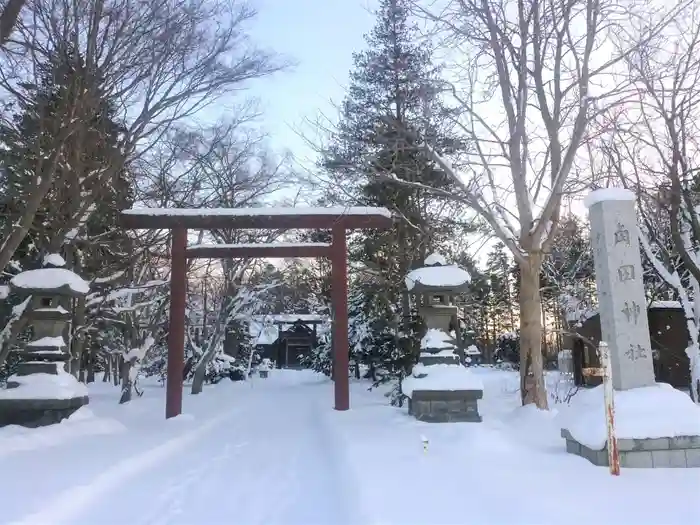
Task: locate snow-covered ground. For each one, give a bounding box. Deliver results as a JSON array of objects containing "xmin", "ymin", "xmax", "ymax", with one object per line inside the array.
[{"xmin": 1, "ymin": 368, "xmax": 699, "ymax": 525}]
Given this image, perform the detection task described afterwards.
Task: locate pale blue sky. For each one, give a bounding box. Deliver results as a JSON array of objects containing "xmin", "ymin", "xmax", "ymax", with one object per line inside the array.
[{"xmin": 245, "ymin": 0, "xmax": 378, "ymax": 165}]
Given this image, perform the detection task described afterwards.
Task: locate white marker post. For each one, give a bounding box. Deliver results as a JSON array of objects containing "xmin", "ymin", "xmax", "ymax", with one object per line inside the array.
[{"xmin": 599, "ymin": 341, "xmax": 620, "ymax": 475}]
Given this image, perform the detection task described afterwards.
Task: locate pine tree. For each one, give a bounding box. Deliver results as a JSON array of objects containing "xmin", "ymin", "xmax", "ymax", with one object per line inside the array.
[
  {"xmin": 485, "ymin": 242, "xmax": 517, "ymax": 335},
  {"xmin": 0, "ymin": 43, "xmax": 134, "ymax": 381},
  {"xmin": 321, "ymin": 0, "xmax": 473, "ymax": 387},
  {"xmin": 0, "ymin": 42, "xmax": 131, "ymax": 275},
  {"xmin": 464, "ymin": 270, "xmax": 492, "ymax": 349}
]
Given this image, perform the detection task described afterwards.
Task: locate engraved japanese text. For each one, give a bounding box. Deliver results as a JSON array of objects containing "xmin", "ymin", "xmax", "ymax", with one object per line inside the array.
[
  {"xmin": 617, "ymin": 264, "xmax": 635, "ymax": 282},
  {"xmin": 625, "ymin": 344, "xmax": 648, "ymax": 361},
  {"xmin": 622, "ymin": 301, "xmax": 641, "ymax": 324}
]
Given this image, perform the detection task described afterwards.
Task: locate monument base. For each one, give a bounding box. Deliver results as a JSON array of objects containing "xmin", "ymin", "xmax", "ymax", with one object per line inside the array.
[
  {"xmin": 409, "ymin": 389, "xmax": 482, "ymax": 423},
  {"xmin": 403, "ymin": 362, "xmax": 484, "ymax": 423},
  {"xmin": 0, "ymin": 396, "xmax": 89, "ymax": 427},
  {"xmin": 559, "ymin": 382, "xmax": 700, "ymax": 468},
  {"xmin": 562, "ymin": 428, "xmax": 700, "ymax": 468},
  {"xmin": 0, "ymin": 369, "xmax": 89, "ymax": 427}
]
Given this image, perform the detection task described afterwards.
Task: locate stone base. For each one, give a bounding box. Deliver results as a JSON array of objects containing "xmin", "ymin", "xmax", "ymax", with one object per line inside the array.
[
  {"xmin": 561, "ymin": 428, "xmax": 700, "ymax": 468},
  {"xmin": 409, "ymin": 389, "xmax": 482, "ymax": 423},
  {"xmin": 0, "ymin": 396, "xmax": 88, "ymax": 428},
  {"xmin": 12, "ymin": 360, "xmax": 66, "ymax": 378}
]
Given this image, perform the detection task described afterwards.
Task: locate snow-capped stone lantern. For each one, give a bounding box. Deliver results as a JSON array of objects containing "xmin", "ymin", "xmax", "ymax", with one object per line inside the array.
[
  {"xmin": 0, "ymin": 254, "xmax": 90, "ymax": 427},
  {"xmin": 403, "ymin": 253, "xmax": 483, "ymax": 423}
]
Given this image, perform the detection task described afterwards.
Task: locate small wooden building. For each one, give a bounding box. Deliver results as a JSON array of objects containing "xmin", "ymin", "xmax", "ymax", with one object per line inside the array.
[
  {"xmin": 250, "ymin": 315, "xmax": 327, "ymax": 369},
  {"xmin": 572, "ymin": 302, "xmax": 690, "ymax": 389}
]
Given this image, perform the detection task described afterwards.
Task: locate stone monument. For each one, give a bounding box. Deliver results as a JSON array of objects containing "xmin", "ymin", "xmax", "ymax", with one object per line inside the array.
[
  {"xmin": 402, "ymin": 253, "xmax": 483, "ymax": 422},
  {"xmin": 561, "ymin": 189, "xmax": 700, "ymax": 468},
  {"xmin": 0, "ymin": 256, "xmax": 90, "ymax": 427},
  {"xmin": 588, "ymin": 191, "xmax": 655, "ymax": 390}
]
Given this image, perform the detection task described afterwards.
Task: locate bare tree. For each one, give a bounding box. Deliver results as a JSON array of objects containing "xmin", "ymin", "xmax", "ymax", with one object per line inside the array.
[
  {"xmin": 0, "ymin": 0, "xmax": 288, "ymax": 274},
  {"xmin": 189, "ymin": 279, "xmax": 275, "ymax": 395},
  {"xmin": 0, "ymin": 0, "xmax": 287, "ymax": 373},
  {"xmin": 399, "ymin": 0, "xmax": 688, "ymax": 408}
]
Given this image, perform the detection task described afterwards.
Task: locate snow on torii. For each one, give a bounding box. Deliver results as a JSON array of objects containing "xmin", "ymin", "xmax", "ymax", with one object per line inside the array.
[
  {"xmin": 119, "ymin": 205, "xmax": 393, "ymax": 419},
  {"xmin": 121, "ymin": 206, "xmax": 392, "ymax": 229}
]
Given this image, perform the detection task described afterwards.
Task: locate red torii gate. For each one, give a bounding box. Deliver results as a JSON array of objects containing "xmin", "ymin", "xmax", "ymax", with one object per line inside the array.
[{"xmin": 120, "ymin": 207, "xmax": 392, "ymax": 419}]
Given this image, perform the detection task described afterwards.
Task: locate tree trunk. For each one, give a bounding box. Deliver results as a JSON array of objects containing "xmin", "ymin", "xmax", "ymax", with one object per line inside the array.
[
  {"xmin": 540, "ymin": 299, "xmax": 547, "ymax": 362},
  {"xmin": 191, "ymin": 329, "xmax": 226, "ymax": 395},
  {"xmin": 112, "ymin": 355, "xmax": 120, "ymax": 386},
  {"xmin": 71, "ymin": 295, "xmax": 87, "ymax": 379},
  {"xmin": 86, "ymin": 346, "xmax": 96, "ymax": 383},
  {"xmin": 0, "ymin": 0, "xmax": 25, "ymax": 47},
  {"xmin": 102, "ymin": 356, "xmax": 110, "ymax": 382},
  {"xmin": 119, "ymin": 357, "xmax": 133, "ymax": 404},
  {"xmin": 518, "ymin": 254, "xmax": 549, "ymax": 409},
  {"xmin": 191, "ymin": 356, "xmax": 211, "ymax": 395}
]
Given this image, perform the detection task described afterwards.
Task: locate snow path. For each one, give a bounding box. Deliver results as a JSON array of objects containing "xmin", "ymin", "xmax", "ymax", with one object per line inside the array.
[
  {"xmin": 6, "ymin": 373, "xmax": 366, "ymax": 525},
  {"xmin": 8, "ymin": 410, "xmax": 236, "ymax": 525},
  {"xmin": 3, "ymin": 369, "xmax": 700, "ymax": 525}
]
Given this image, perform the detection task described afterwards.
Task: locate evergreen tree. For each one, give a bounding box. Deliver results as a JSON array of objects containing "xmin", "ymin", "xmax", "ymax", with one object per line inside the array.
[
  {"xmin": 542, "ymin": 216, "xmax": 595, "ymax": 328},
  {"xmin": 0, "ymin": 42, "xmax": 131, "ymax": 275},
  {"xmin": 463, "ymin": 270, "xmax": 492, "ymax": 350},
  {"xmin": 0, "ymin": 43, "xmax": 133, "ymax": 381},
  {"xmin": 485, "ymin": 242, "xmax": 517, "ymax": 336},
  {"xmin": 321, "ymin": 0, "xmax": 473, "ymax": 389}
]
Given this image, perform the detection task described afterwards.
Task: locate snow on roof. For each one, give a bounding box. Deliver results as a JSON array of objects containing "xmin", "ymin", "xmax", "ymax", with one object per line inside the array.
[
  {"xmin": 583, "ymin": 187, "xmax": 636, "ymax": 209},
  {"xmin": 576, "ymin": 300, "xmax": 682, "ymax": 324},
  {"xmin": 248, "ymin": 314, "xmax": 329, "ymax": 343},
  {"xmin": 34, "ymin": 306, "xmax": 70, "ymax": 315},
  {"xmin": 402, "ymin": 363, "xmax": 484, "ymax": 397},
  {"xmin": 465, "ymin": 344, "xmax": 481, "ymax": 355},
  {"xmin": 405, "ymin": 265, "xmax": 471, "ymax": 291},
  {"xmin": 649, "ymin": 300, "xmax": 681, "ymax": 309},
  {"xmin": 421, "ymin": 329, "xmax": 455, "ymax": 350},
  {"xmin": 10, "ymin": 268, "xmax": 90, "ymax": 295},
  {"xmin": 43, "ymin": 253, "xmax": 66, "ymax": 268},
  {"xmin": 251, "ymin": 314, "xmax": 328, "ymax": 324},
  {"xmin": 254, "ymin": 324, "xmax": 279, "ymax": 346},
  {"xmin": 27, "ymin": 336, "xmax": 66, "ymax": 348},
  {"xmin": 189, "ymin": 242, "xmax": 331, "ymax": 250},
  {"xmin": 424, "ymin": 253, "xmax": 447, "ymax": 266},
  {"xmin": 123, "ymin": 206, "xmax": 392, "ymax": 218},
  {"xmin": 559, "ymin": 382, "xmax": 700, "ymax": 450}
]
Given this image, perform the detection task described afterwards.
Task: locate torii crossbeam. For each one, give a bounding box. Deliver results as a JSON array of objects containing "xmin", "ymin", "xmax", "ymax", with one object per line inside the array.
[{"xmin": 120, "ymin": 206, "xmax": 392, "ymax": 419}]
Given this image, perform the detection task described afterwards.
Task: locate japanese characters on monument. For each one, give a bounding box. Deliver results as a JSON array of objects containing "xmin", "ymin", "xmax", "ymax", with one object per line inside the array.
[{"xmin": 585, "ymin": 189, "xmax": 655, "ymax": 391}]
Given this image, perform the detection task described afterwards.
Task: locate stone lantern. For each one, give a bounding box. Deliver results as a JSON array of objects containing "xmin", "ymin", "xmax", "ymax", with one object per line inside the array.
[
  {"xmin": 407, "ymin": 253, "xmax": 469, "ymax": 358},
  {"xmin": 402, "ymin": 253, "xmax": 483, "ymax": 422},
  {"xmin": 0, "ymin": 258, "xmax": 90, "ymax": 427}
]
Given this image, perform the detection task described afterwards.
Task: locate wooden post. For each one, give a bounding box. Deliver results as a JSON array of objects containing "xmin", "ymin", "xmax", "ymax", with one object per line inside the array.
[
  {"xmin": 599, "ymin": 341, "xmax": 620, "ymax": 475},
  {"xmin": 584, "ymin": 342, "xmax": 620, "ymax": 475},
  {"xmin": 166, "ymin": 227, "xmax": 187, "ymax": 419},
  {"xmin": 331, "ymin": 225, "xmax": 349, "ymax": 411}
]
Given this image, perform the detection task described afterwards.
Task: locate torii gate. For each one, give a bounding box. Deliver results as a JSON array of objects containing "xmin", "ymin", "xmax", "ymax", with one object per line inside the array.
[{"xmin": 120, "ymin": 207, "xmax": 392, "ymax": 419}]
